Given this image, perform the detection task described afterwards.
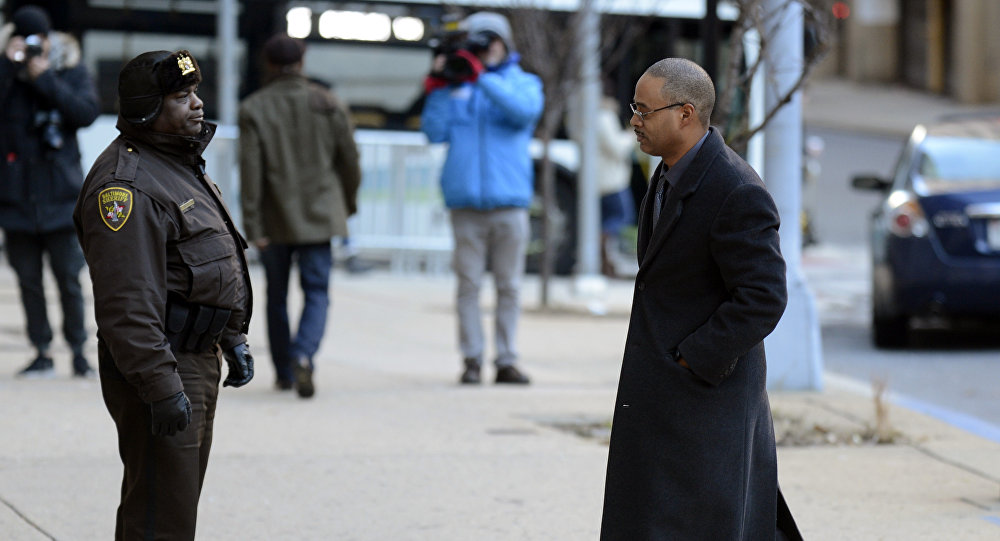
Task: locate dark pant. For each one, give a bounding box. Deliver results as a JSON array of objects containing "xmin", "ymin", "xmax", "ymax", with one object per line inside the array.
[
  {"xmin": 4, "ymin": 229, "xmax": 86, "ymax": 355},
  {"xmin": 98, "ymin": 338, "xmax": 221, "ymax": 541},
  {"xmin": 259, "ymin": 242, "xmax": 332, "ymax": 381},
  {"xmin": 600, "ymin": 188, "xmax": 635, "ymax": 235}
]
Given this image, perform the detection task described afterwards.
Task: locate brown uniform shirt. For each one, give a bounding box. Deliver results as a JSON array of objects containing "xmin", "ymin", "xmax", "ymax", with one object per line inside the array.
[{"xmin": 74, "ymin": 120, "xmax": 252, "ymax": 403}]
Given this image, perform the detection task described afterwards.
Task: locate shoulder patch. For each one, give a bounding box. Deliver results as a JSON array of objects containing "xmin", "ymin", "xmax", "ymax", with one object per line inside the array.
[{"xmin": 99, "ymin": 187, "xmax": 133, "ymax": 231}]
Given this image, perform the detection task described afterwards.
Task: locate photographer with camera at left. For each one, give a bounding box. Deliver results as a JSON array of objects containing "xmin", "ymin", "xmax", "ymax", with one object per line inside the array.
[{"xmin": 1, "ymin": 5, "xmax": 99, "ymax": 377}]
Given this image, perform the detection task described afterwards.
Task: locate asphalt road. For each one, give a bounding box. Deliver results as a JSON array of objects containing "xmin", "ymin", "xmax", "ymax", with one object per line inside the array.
[
  {"xmin": 803, "ymin": 126, "xmax": 905, "ymax": 247},
  {"xmin": 805, "ymin": 126, "xmax": 1000, "ymax": 437},
  {"xmin": 822, "ymin": 321, "xmax": 1000, "ymax": 433}
]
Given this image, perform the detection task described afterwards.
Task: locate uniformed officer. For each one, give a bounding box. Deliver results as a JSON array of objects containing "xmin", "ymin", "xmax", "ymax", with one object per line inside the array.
[{"xmin": 73, "ymin": 50, "xmax": 254, "ymax": 540}]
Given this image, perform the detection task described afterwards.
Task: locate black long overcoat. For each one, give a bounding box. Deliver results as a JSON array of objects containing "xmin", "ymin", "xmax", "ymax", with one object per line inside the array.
[{"xmin": 601, "ymin": 128, "xmax": 798, "ymax": 540}]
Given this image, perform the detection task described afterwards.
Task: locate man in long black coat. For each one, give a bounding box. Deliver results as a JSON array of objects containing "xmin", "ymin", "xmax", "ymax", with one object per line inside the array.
[{"xmin": 600, "ymin": 58, "xmax": 801, "ymax": 540}]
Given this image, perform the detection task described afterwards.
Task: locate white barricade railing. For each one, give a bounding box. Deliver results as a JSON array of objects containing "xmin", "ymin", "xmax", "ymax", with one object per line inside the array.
[{"xmin": 351, "ymin": 130, "xmax": 452, "ymax": 272}]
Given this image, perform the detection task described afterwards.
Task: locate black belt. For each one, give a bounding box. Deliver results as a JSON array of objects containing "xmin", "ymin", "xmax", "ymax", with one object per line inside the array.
[{"xmin": 165, "ymin": 297, "xmax": 230, "ymax": 353}]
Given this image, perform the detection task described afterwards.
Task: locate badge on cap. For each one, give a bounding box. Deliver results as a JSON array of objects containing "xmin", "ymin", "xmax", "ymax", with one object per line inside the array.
[
  {"xmin": 177, "ymin": 54, "xmax": 196, "ymax": 76},
  {"xmin": 99, "ymin": 187, "xmax": 133, "ymax": 231}
]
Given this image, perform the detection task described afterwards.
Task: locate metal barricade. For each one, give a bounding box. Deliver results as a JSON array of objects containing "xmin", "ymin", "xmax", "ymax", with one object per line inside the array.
[
  {"xmin": 79, "ymin": 120, "xmax": 453, "ymax": 273},
  {"xmin": 351, "ymin": 130, "xmax": 452, "ymax": 273}
]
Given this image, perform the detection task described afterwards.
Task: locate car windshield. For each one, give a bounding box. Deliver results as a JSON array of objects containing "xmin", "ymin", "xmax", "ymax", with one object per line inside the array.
[{"xmin": 915, "ymin": 137, "xmax": 1000, "ymax": 193}]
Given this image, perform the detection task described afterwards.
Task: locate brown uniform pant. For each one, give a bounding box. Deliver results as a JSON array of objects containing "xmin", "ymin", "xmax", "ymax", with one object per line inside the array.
[{"xmin": 98, "ymin": 338, "xmax": 221, "ymax": 541}]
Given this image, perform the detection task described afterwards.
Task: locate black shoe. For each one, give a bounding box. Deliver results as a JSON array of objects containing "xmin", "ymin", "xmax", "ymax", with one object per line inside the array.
[
  {"xmin": 17, "ymin": 355, "xmax": 55, "ymax": 378},
  {"xmin": 72, "ymin": 355, "xmax": 95, "ymax": 378},
  {"xmin": 459, "ymin": 358, "xmax": 481, "ymax": 384},
  {"xmin": 495, "ymin": 365, "xmax": 530, "ymax": 385},
  {"xmin": 293, "ymin": 358, "xmax": 315, "ymax": 398},
  {"xmin": 275, "ymin": 378, "xmax": 294, "ymax": 391}
]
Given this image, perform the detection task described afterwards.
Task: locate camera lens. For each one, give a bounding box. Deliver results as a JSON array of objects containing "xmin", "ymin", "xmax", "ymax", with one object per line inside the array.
[
  {"xmin": 24, "ymin": 34, "xmax": 44, "ymax": 59},
  {"xmin": 464, "ymin": 32, "xmax": 494, "ymax": 54}
]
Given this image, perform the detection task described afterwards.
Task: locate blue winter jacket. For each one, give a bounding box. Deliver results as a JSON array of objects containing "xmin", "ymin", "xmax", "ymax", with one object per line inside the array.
[{"xmin": 420, "ymin": 55, "xmax": 543, "ymax": 210}]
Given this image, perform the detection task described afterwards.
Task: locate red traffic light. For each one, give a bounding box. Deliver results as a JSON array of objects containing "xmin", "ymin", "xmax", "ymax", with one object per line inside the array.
[{"xmin": 832, "ymin": 2, "xmax": 850, "ymax": 20}]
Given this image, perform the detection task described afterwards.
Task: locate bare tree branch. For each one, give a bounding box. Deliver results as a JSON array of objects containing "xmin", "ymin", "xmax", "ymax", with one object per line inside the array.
[{"xmin": 714, "ymin": 0, "xmax": 835, "ymax": 152}]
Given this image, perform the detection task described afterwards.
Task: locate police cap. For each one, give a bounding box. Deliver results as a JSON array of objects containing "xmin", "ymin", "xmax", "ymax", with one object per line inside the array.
[{"xmin": 118, "ymin": 50, "xmax": 203, "ymax": 125}]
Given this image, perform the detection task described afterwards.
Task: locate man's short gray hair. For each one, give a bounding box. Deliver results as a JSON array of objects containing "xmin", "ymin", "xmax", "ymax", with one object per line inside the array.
[{"xmin": 645, "ymin": 58, "xmax": 715, "ymax": 127}]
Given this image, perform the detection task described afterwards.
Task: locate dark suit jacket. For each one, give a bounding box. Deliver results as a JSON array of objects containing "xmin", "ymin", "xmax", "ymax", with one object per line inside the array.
[{"xmin": 601, "ymin": 128, "xmax": 800, "ymax": 540}]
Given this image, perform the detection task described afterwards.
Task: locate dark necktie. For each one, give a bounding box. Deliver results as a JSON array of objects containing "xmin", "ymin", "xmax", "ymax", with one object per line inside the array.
[{"xmin": 651, "ymin": 170, "xmax": 670, "ymax": 229}]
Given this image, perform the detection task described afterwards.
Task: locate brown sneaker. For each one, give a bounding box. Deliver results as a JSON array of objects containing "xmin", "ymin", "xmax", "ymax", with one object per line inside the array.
[{"xmin": 495, "ymin": 365, "xmax": 530, "ymax": 385}]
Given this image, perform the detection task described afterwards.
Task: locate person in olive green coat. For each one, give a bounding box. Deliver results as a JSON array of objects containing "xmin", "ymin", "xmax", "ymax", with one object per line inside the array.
[{"xmin": 238, "ymin": 33, "xmax": 361, "ymax": 398}]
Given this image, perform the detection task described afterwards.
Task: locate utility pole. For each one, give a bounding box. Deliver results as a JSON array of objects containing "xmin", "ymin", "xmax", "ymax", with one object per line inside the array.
[
  {"xmin": 761, "ymin": 0, "xmax": 823, "ymax": 390},
  {"xmin": 215, "ymin": 0, "xmax": 241, "ymax": 223},
  {"xmin": 574, "ymin": 0, "xmax": 606, "ymax": 310},
  {"xmin": 702, "ymin": 0, "xmax": 719, "ymax": 83},
  {"xmin": 217, "ymin": 0, "xmax": 238, "ymax": 127}
]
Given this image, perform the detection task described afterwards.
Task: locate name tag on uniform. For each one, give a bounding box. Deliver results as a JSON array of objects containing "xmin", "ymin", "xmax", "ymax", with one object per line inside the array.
[{"xmin": 179, "ymin": 199, "xmax": 195, "ymax": 213}]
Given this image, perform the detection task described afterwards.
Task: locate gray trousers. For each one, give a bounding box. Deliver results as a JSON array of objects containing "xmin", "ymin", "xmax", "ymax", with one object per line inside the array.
[{"xmin": 450, "ymin": 208, "xmax": 529, "ymax": 367}]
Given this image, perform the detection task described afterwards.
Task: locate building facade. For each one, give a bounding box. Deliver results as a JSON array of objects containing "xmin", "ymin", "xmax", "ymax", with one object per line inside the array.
[{"xmin": 825, "ymin": 0, "xmax": 1000, "ymax": 103}]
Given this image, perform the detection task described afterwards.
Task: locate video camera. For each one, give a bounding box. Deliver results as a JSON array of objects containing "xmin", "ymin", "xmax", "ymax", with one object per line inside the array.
[
  {"xmin": 24, "ymin": 35, "xmax": 44, "ymax": 58},
  {"xmin": 428, "ymin": 29, "xmax": 495, "ymax": 83},
  {"xmin": 12, "ymin": 34, "xmax": 45, "ymax": 63}
]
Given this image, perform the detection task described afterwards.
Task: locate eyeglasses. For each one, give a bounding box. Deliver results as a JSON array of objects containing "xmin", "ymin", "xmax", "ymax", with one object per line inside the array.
[{"xmin": 629, "ymin": 102, "xmax": 687, "ymax": 121}]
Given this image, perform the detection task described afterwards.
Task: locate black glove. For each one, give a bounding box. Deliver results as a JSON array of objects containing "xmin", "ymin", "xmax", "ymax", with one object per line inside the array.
[
  {"xmin": 223, "ymin": 342, "xmax": 254, "ymax": 388},
  {"xmin": 450, "ymin": 49, "xmax": 485, "ymax": 83},
  {"xmin": 150, "ymin": 391, "xmax": 191, "ymax": 437}
]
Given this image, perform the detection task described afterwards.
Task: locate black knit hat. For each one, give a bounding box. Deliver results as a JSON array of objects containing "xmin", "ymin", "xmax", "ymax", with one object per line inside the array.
[
  {"xmin": 263, "ymin": 34, "xmax": 305, "ymax": 66},
  {"xmin": 12, "ymin": 5, "xmax": 51, "ymax": 37},
  {"xmin": 118, "ymin": 50, "xmax": 203, "ymax": 125}
]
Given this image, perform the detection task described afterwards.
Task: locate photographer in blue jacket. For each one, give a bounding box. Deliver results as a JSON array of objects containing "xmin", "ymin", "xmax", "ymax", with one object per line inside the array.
[{"xmin": 421, "ymin": 11, "xmax": 543, "ymax": 385}]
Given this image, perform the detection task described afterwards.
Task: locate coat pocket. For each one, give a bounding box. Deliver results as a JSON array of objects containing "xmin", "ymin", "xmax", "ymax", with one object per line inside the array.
[
  {"xmin": 176, "ymin": 234, "xmax": 237, "ymax": 303},
  {"xmin": 0, "ymin": 160, "xmax": 25, "ymax": 204},
  {"xmin": 663, "ymin": 350, "xmax": 711, "ymax": 389}
]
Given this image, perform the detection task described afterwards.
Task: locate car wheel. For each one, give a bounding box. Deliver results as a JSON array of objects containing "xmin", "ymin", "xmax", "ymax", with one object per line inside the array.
[
  {"xmin": 870, "ymin": 261, "xmax": 908, "ymax": 348},
  {"xmin": 873, "ymin": 312, "xmax": 909, "ymax": 349}
]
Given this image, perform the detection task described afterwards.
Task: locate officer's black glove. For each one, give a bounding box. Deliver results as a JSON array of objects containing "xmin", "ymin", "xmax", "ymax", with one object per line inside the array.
[
  {"xmin": 150, "ymin": 391, "xmax": 191, "ymax": 437},
  {"xmin": 223, "ymin": 342, "xmax": 254, "ymax": 388}
]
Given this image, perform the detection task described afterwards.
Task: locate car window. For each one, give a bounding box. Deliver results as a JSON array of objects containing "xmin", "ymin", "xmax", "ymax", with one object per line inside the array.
[{"xmin": 915, "ymin": 137, "xmax": 1000, "ymax": 192}]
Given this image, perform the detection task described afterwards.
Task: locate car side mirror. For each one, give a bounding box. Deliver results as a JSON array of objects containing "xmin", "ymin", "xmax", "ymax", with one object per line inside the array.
[{"xmin": 851, "ymin": 174, "xmax": 891, "ymax": 191}]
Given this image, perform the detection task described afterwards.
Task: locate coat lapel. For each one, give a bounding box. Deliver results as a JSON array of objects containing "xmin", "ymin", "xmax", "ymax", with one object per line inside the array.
[{"xmin": 637, "ymin": 129, "xmax": 726, "ymax": 271}]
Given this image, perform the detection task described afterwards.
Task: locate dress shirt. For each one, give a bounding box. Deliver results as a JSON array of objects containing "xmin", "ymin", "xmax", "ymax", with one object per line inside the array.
[{"xmin": 652, "ymin": 128, "xmax": 711, "ymax": 228}]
